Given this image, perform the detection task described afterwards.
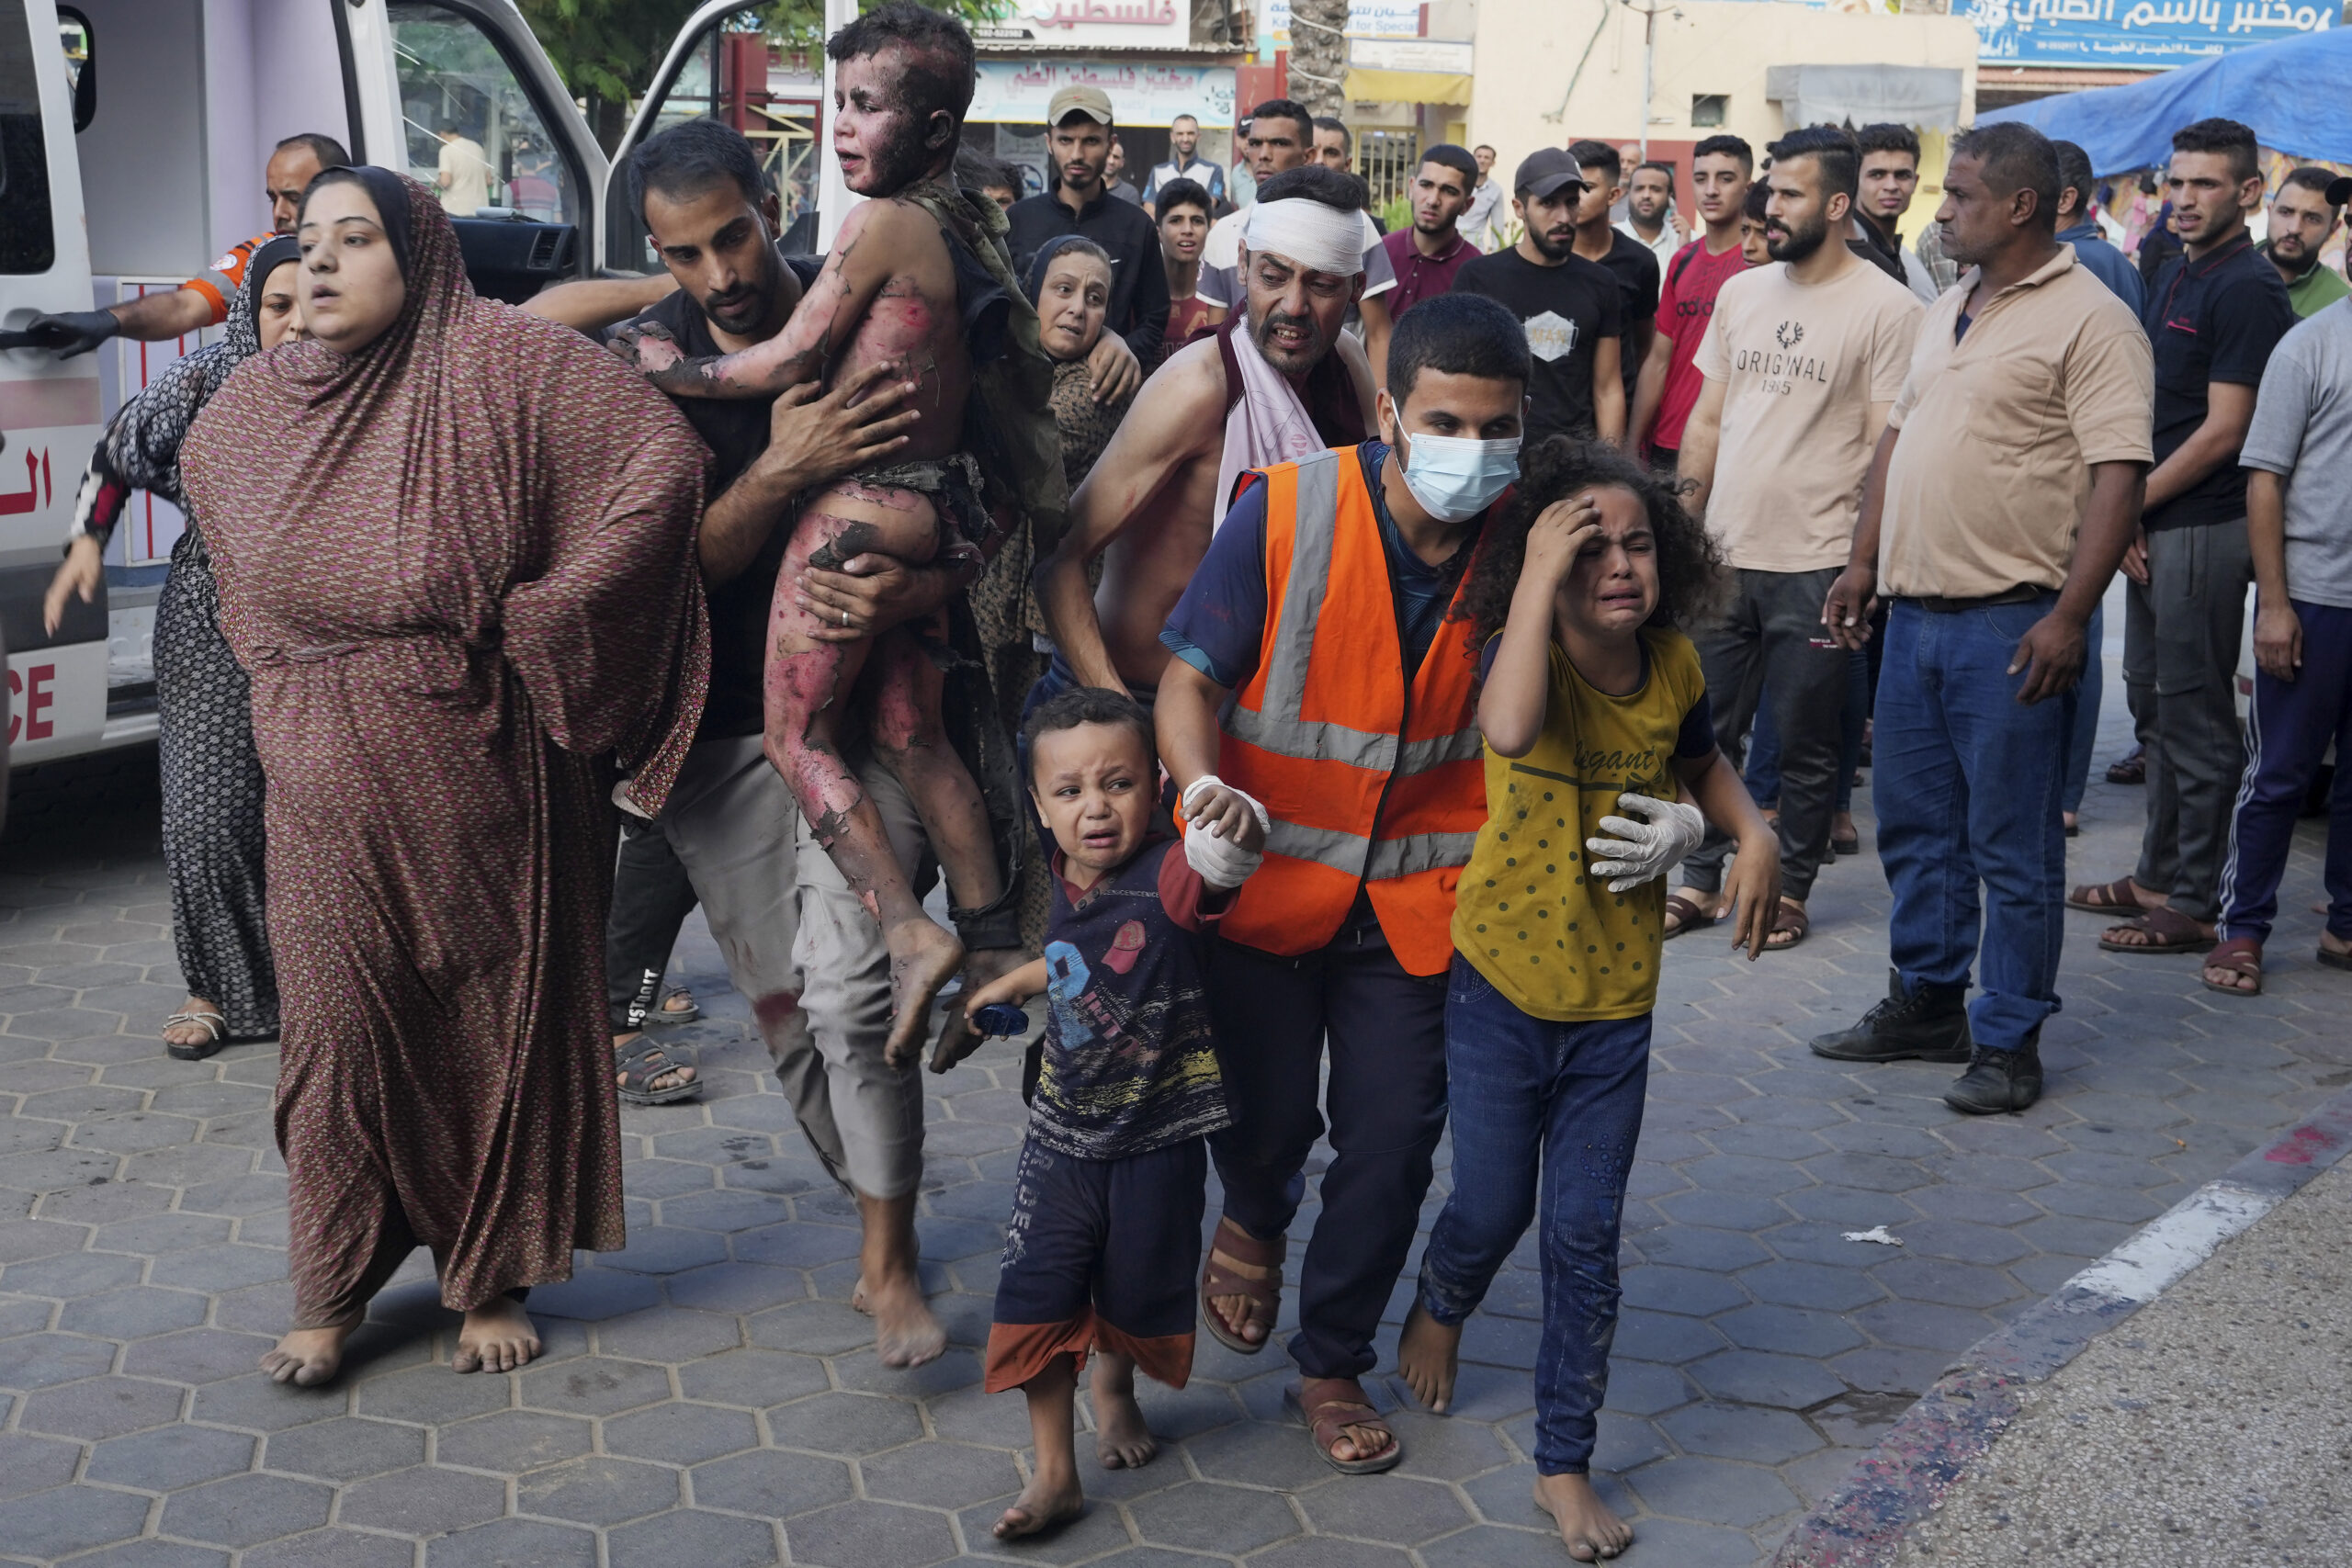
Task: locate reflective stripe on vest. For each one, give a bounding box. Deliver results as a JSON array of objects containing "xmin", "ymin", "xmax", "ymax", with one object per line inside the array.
[
  {"xmin": 1215, "ymin": 446, "xmax": 1487, "ymax": 976},
  {"xmin": 1224, "ymin": 451, "xmax": 1483, "ymax": 887}
]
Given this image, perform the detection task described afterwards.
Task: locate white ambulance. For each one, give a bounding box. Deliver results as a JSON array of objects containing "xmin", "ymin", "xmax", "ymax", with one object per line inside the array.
[{"xmin": 1, "ymin": 0, "xmax": 781, "ymax": 772}]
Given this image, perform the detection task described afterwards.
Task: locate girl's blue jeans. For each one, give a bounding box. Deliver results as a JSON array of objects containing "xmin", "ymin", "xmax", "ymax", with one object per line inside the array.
[{"xmin": 1416, "ymin": 957, "xmax": 1650, "ymax": 1474}]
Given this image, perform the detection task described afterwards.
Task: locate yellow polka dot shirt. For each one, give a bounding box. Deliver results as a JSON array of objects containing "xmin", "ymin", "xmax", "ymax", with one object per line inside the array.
[{"xmin": 1452, "ymin": 628, "xmax": 1711, "ymax": 1021}]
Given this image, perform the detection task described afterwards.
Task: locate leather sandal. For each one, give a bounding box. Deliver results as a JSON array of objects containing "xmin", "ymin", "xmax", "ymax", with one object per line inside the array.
[
  {"xmin": 1662, "ymin": 894, "xmax": 1716, "ymax": 941},
  {"xmin": 2200, "ymin": 937, "xmax": 2263, "ymax": 997},
  {"xmin": 2098, "ymin": 905, "xmax": 2217, "ymax": 955},
  {"xmin": 2065, "ymin": 876, "xmax": 2148, "ymax": 914},
  {"xmin": 614, "ymin": 1037, "xmax": 701, "ymax": 1105},
  {"xmin": 1199, "ymin": 1216, "xmax": 1283, "ymax": 1355},
  {"xmin": 1288, "ymin": 1376, "xmax": 1401, "ymax": 1474},
  {"xmin": 1764, "ymin": 898, "xmax": 1809, "ymax": 951}
]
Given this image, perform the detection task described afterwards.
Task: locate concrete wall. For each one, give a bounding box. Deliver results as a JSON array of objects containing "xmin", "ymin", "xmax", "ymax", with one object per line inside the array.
[{"xmin": 1464, "ymin": 1, "xmax": 1979, "ymax": 172}]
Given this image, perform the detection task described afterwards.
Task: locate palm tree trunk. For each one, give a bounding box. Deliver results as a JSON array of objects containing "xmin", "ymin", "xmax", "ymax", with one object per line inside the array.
[{"xmin": 1287, "ymin": 0, "xmax": 1349, "ymax": 118}]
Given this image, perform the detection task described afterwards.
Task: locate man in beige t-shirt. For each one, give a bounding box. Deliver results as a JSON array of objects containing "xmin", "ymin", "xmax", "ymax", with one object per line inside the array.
[
  {"xmin": 436, "ymin": 125, "xmax": 491, "ymax": 218},
  {"xmin": 1670, "ymin": 127, "xmax": 1924, "ymax": 949},
  {"xmin": 1811, "ymin": 124, "xmax": 2151, "ymax": 1117}
]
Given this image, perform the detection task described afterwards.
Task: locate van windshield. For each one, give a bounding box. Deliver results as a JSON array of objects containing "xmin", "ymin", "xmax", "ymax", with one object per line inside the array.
[{"xmin": 0, "ymin": 0, "xmax": 57, "ymax": 274}]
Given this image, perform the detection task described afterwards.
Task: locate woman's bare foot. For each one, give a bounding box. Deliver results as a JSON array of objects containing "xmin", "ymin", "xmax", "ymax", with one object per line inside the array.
[
  {"xmin": 453, "ymin": 1296, "xmax": 541, "ymax": 1373},
  {"xmin": 261, "ymin": 1322, "xmax": 354, "ymax": 1386},
  {"xmin": 1091, "ymin": 1353, "xmax": 1158, "ymax": 1470},
  {"xmin": 883, "ymin": 919, "xmax": 965, "ymax": 1068},
  {"xmin": 993, "ymin": 1471, "xmax": 1085, "ymax": 1539},
  {"xmin": 1534, "ymin": 1472, "xmax": 1634, "ymax": 1562},
  {"xmin": 162, "ymin": 998, "xmax": 226, "ymax": 1052},
  {"xmin": 1396, "ymin": 1303, "xmax": 1462, "ymax": 1414}
]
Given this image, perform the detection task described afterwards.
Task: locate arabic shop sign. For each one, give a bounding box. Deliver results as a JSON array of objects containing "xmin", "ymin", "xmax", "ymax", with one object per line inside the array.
[
  {"xmin": 1001, "ymin": 0, "xmax": 1187, "ymax": 46},
  {"xmin": 968, "ymin": 60, "xmax": 1238, "ymax": 127},
  {"xmin": 1965, "ymin": 0, "xmax": 2336, "ymax": 67}
]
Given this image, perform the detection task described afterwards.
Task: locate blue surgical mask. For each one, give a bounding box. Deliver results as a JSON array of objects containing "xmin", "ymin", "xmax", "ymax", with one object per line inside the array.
[{"xmin": 1395, "ymin": 429, "xmax": 1522, "ymax": 523}]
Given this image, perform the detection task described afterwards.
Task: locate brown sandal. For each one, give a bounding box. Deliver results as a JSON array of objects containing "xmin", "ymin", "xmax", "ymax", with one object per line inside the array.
[
  {"xmin": 1662, "ymin": 894, "xmax": 1716, "ymax": 941},
  {"xmin": 1764, "ymin": 897, "xmax": 1809, "ymax": 951},
  {"xmin": 2066, "ymin": 876, "xmax": 2148, "ymax": 914},
  {"xmin": 1288, "ymin": 1376, "xmax": 1401, "ymax": 1474},
  {"xmin": 2098, "ymin": 905, "xmax": 2218, "ymax": 955},
  {"xmin": 2200, "ymin": 937, "xmax": 2263, "ymax": 997},
  {"xmin": 1200, "ymin": 1216, "xmax": 1283, "ymax": 1355}
]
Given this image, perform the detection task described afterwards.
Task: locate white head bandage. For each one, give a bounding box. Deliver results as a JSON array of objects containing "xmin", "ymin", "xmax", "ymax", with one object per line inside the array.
[{"xmin": 1242, "ymin": 199, "xmax": 1365, "ymax": 277}]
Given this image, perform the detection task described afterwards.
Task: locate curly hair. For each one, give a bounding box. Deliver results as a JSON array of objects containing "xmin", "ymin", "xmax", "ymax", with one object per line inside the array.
[{"xmin": 1451, "ymin": 436, "xmax": 1726, "ymax": 651}]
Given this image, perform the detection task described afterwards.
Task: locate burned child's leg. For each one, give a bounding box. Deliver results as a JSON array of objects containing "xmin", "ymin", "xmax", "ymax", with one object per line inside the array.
[{"xmin": 764, "ymin": 503, "xmax": 963, "ymax": 1060}]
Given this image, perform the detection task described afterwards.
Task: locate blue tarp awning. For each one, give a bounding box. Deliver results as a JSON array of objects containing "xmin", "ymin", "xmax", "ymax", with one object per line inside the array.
[{"xmin": 1978, "ymin": 28, "xmax": 2352, "ymax": 175}]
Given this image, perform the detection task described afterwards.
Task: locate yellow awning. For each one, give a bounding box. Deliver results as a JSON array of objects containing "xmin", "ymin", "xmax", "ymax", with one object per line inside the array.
[{"xmin": 1343, "ymin": 67, "xmax": 1471, "ymax": 105}]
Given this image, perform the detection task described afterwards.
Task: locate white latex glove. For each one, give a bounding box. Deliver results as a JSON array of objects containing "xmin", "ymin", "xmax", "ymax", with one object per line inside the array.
[
  {"xmin": 1586, "ymin": 792, "xmax": 1705, "ymax": 894},
  {"xmin": 1181, "ymin": 774, "xmax": 1272, "ymax": 890}
]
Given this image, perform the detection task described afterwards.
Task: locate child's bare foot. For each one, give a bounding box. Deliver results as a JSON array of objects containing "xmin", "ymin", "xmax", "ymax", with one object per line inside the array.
[
  {"xmin": 260, "ymin": 1322, "xmax": 354, "ymax": 1386},
  {"xmin": 884, "ymin": 919, "xmax": 965, "ymax": 1068},
  {"xmin": 1534, "ymin": 1472, "xmax": 1634, "ymax": 1562},
  {"xmin": 993, "ymin": 1471, "xmax": 1084, "ymax": 1539},
  {"xmin": 454, "ymin": 1296, "xmax": 541, "ymax": 1373},
  {"xmin": 1396, "ymin": 1303, "xmax": 1461, "ymax": 1413},
  {"xmin": 1091, "ymin": 1354, "xmax": 1158, "ymax": 1470},
  {"xmin": 865, "ymin": 1268, "xmax": 946, "ymax": 1369}
]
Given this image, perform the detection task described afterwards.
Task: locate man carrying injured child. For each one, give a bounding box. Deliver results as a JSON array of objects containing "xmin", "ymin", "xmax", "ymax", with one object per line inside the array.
[{"xmin": 616, "ymin": 2, "xmax": 1063, "ymax": 1057}]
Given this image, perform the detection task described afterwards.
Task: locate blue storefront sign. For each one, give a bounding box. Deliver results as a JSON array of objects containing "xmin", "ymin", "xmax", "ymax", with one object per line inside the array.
[{"xmin": 1965, "ymin": 0, "xmax": 2335, "ymax": 67}]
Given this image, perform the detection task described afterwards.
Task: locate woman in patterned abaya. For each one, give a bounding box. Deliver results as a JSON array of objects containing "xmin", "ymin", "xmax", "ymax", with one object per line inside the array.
[
  {"xmin": 179, "ymin": 168, "xmax": 710, "ymax": 1384},
  {"xmin": 44, "ymin": 238, "xmax": 306, "ymax": 1058}
]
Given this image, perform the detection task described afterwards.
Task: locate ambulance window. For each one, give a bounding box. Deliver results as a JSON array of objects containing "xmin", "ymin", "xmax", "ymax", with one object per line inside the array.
[
  {"xmin": 58, "ymin": 8, "xmax": 91, "ymax": 130},
  {"xmin": 388, "ymin": 3, "xmax": 577, "ymax": 224},
  {"xmin": 0, "ymin": 0, "xmax": 56, "ymax": 274}
]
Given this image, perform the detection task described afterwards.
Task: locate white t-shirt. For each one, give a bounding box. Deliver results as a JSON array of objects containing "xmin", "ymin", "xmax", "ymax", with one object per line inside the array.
[
  {"xmin": 1195, "ymin": 206, "xmax": 1396, "ymax": 310},
  {"xmin": 1616, "ymin": 219, "xmax": 1679, "ymax": 271}
]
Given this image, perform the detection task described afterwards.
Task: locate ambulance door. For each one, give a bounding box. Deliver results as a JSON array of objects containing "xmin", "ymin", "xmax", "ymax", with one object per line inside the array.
[
  {"xmin": 604, "ymin": 0, "xmax": 840, "ymax": 273},
  {"xmin": 0, "ymin": 0, "xmax": 108, "ymax": 768},
  {"xmin": 340, "ymin": 0, "xmax": 609, "ymax": 290}
]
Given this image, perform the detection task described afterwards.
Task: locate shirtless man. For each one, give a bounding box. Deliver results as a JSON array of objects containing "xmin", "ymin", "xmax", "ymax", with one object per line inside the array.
[
  {"xmin": 1034, "ymin": 166, "xmax": 1377, "ymax": 704},
  {"xmin": 622, "ymin": 3, "xmax": 1028, "ymax": 1059}
]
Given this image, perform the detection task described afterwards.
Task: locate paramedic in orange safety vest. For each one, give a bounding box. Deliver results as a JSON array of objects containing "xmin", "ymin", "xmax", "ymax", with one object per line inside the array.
[
  {"xmin": 21, "ymin": 134, "xmax": 349, "ymax": 358},
  {"xmin": 1154, "ymin": 293, "xmax": 1532, "ymax": 1475}
]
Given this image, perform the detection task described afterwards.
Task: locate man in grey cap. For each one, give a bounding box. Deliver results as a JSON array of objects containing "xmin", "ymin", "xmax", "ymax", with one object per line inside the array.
[
  {"xmin": 1453, "ymin": 147, "xmax": 1628, "ymax": 444},
  {"xmin": 1006, "ymin": 82, "xmax": 1170, "ymax": 404}
]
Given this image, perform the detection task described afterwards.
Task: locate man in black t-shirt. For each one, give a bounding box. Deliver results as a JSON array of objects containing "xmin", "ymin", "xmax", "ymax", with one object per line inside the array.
[
  {"xmin": 2075, "ymin": 118, "xmax": 2296, "ymax": 957},
  {"xmin": 1454, "ymin": 148, "xmax": 1626, "ymax": 444},
  {"xmin": 600, "ymin": 120, "xmax": 967, "ymax": 1370},
  {"xmin": 1566, "ymin": 139, "xmax": 1660, "ymax": 412}
]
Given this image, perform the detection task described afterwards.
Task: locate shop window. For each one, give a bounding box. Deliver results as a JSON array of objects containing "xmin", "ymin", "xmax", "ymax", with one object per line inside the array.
[{"xmin": 1691, "ymin": 94, "xmax": 1728, "ymax": 129}]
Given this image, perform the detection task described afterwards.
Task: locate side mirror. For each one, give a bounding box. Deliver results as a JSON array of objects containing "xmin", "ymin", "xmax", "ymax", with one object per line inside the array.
[{"xmin": 60, "ymin": 8, "xmax": 96, "ymax": 132}]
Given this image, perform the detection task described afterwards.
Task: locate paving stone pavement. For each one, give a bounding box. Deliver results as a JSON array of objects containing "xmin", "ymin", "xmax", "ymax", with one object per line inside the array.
[{"xmin": 3, "ymin": 649, "xmax": 2347, "ymax": 1567}]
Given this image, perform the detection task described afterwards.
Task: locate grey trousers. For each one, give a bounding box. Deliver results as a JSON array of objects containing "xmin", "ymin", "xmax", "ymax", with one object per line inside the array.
[
  {"xmin": 657, "ymin": 732, "xmax": 928, "ymax": 1201},
  {"xmin": 2125, "ymin": 519, "xmax": 2253, "ymax": 924},
  {"xmin": 1680, "ymin": 565, "xmax": 1850, "ymax": 902}
]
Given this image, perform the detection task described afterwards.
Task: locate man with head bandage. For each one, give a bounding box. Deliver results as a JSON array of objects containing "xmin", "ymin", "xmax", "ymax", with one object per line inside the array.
[
  {"xmin": 1194, "ymin": 98, "xmax": 1399, "ymax": 387},
  {"xmin": 1030, "ymin": 164, "xmax": 1377, "ymax": 723}
]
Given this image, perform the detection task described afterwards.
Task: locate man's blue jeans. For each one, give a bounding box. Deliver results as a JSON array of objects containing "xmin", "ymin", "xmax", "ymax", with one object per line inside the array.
[
  {"xmin": 1417, "ymin": 958, "xmax": 1649, "ymax": 1474},
  {"xmin": 1875, "ymin": 597, "xmax": 2075, "ymax": 1054}
]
